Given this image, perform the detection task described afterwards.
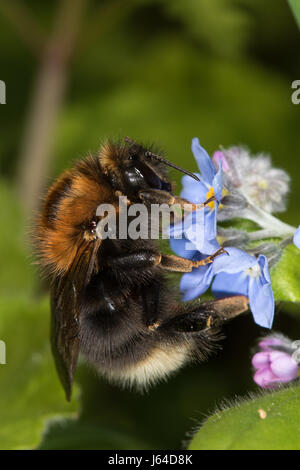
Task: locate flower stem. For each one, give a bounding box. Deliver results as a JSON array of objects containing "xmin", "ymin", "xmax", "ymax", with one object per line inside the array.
[
  {"xmin": 242, "ymin": 201, "xmax": 296, "ymax": 238},
  {"xmin": 280, "ymin": 236, "xmax": 294, "ymax": 249},
  {"xmin": 248, "ymin": 229, "xmax": 282, "ymax": 241}
]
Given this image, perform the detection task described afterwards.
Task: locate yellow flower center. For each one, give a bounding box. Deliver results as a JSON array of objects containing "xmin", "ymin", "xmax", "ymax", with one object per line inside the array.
[
  {"xmin": 258, "ymin": 180, "xmax": 268, "ymax": 190},
  {"xmin": 206, "ymin": 187, "xmax": 215, "ymax": 210},
  {"xmin": 206, "ymin": 187, "xmax": 228, "ymax": 210}
]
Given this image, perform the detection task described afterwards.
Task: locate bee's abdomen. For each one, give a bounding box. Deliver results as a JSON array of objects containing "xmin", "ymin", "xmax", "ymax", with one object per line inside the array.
[
  {"xmin": 99, "ymin": 342, "xmax": 191, "ymax": 390},
  {"xmin": 77, "ymin": 271, "xmax": 191, "ymax": 389}
]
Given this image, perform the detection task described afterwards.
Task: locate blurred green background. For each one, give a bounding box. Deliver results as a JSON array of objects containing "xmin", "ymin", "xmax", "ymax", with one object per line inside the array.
[{"xmin": 0, "ymin": 0, "xmax": 300, "ymax": 450}]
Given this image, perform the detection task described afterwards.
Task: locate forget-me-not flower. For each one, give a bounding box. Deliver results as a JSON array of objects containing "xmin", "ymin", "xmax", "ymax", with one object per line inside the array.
[
  {"xmin": 169, "ymin": 138, "xmax": 222, "ymax": 254},
  {"xmin": 168, "ymin": 137, "xmax": 275, "ymax": 329},
  {"xmin": 177, "ymin": 244, "xmax": 274, "ymax": 329},
  {"xmin": 211, "ymin": 251, "xmax": 274, "ymax": 328}
]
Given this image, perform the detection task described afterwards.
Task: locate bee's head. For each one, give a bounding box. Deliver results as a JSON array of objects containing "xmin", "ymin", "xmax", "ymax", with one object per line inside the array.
[
  {"xmin": 99, "ymin": 138, "xmax": 199, "ymax": 198},
  {"xmin": 35, "ymin": 158, "xmax": 105, "ymax": 277},
  {"xmin": 99, "ymin": 138, "xmax": 173, "ymax": 196}
]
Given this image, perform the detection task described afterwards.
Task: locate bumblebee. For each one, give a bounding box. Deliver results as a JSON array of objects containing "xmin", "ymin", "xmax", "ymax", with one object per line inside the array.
[{"xmin": 35, "ymin": 138, "xmax": 248, "ymax": 400}]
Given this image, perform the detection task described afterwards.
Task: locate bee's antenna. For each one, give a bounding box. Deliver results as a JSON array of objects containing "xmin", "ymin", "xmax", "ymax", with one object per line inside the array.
[
  {"xmin": 144, "ymin": 151, "xmax": 200, "ymax": 182},
  {"xmin": 124, "ymin": 137, "xmax": 200, "ymax": 182}
]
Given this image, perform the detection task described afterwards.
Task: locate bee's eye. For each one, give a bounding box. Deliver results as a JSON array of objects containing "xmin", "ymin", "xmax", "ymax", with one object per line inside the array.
[
  {"xmin": 82, "ymin": 219, "xmax": 99, "ymax": 242},
  {"xmin": 128, "ymin": 153, "xmax": 137, "ymax": 161},
  {"xmin": 81, "ymin": 219, "xmax": 97, "ymax": 233},
  {"xmin": 90, "ymin": 220, "xmax": 97, "ymax": 233}
]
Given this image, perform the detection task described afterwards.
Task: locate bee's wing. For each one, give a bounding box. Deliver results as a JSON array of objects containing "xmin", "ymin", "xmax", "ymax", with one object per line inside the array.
[{"xmin": 50, "ymin": 275, "xmax": 80, "ymax": 401}]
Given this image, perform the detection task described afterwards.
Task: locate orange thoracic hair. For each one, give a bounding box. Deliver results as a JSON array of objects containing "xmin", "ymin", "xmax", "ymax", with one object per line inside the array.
[
  {"xmin": 35, "ymin": 151, "xmax": 116, "ymax": 277},
  {"xmin": 98, "ymin": 140, "xmax": 129, "ymax": 175}
]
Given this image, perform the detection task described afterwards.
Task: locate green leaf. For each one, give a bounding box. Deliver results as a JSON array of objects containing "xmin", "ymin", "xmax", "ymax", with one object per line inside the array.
[
  {"xmin": 271, "ymin": 244, "xmax": 300, "ymax": 303},
  {"xmin": 288, "ymin": 0, "xmax": 300, "ymax": 30},
  {"xmin": 0, "ymin": 296, "xmax": 78, "ymax": 449},
  {"xmin": 188, "ymin": 386, "xmax": 300, "ymax": 450},
  {"xmin": 38, "ymin": 419, "xmax": 150, "ymax": 450}
]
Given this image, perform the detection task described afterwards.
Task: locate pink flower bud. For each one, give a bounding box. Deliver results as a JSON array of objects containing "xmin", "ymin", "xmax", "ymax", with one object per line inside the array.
[
  {"xmin": 212, "ymin": 151, "xmax": 229, "ymax": 172},
  {"xmin": 252, "ymin": 347, "xmax": 299, "ymax": 389}
]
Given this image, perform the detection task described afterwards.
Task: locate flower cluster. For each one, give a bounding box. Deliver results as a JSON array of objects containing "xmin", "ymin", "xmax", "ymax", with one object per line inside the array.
[
  {"xmin": 252, "ymin": 334, "xmax": 300, "ymax": 388},
  {"xmin": 213, "ymin": 146, "xmax": 290, "ymax": 214},
  {"xmin": 169, "ymin": 138, "xmax": 300, "ymax": 329}
]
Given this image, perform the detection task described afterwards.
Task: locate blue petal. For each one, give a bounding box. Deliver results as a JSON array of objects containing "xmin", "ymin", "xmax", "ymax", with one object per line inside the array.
[
  {"xmin": 257, "ymin": 254, "xmax": 271, "ymax": 284},
  {"xmin": 180, "ymin": 264, "xmax": 214, "ymax": 301},
  {"xmin": 180, "ymin": 175, "xmax": 208, "ymax": 203},
  {"xmin": 180, "ymin": 265, "xmax": 208, "ymax": 291},
  {"xmin": 168, "ymin": 219, "xmax": 185, "ymax": 238},
  {"xmin": 200, "ymin": 236, "xmax": 220, "ymax": 256},
  {"xmin": 212, "ymin": 247, "xmax": 256, "ymax": 275},
  {"xmin": 293, "ymin": 225, "xmax": 300, "ymax": 249},
  {"xmin": 204, "ymin": 207, "xmax": 217, "ymax": 242},
  {"xmin": 212, "ymin": 162, "xmax": 223, "ymax": 202},
  {"xmin": 201, "ymin": 209, "xmax": 220, "ymax": 254},
  {"xmin": 191, "ymin": 138, "xmax": 216, "ymax": 184},
  {"xmin": 184, "ymin": 210, "xmax": 205, "ymax": 251},
  {"xmin": 249, "ymin": 275, "xmax": 274, "ymax": 329},
  {"xmin": 183, "ymin": 209, "xmax": 219, "ymax": 255},
  {"xmin": 171, "ymin": 207, "xmax": 219, "ymax": 255},
  {"xmin": 212, "ymin": 271, "xmax": 249, "ymax": 298},
  {"xmin": 168, "ymin": 210, "xmax": 198, "ymax": 239},
  {"xmin": 169, "ymin": 236, "xmax": 197, "ymax": 260}
]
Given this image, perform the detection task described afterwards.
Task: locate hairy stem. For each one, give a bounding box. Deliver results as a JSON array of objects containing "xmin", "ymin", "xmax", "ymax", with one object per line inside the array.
[{"xmin": 242, "ymin": 202, "xmax": 296, "ymax": 238}]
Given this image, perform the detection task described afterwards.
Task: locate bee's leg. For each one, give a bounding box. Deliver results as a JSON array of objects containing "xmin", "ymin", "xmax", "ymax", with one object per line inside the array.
[
  {"xmin": 158, "ymin": 296, "xmax": 249, "ymax": 334},
  {"xmin": 106, "ymin": 247, "xmax": 227, "ymax": 276},
  {"xmin": 138, "ymin": 188, "xmax": 215, "ymax": 211},
  {"xmin": 106, "ymin": 250, "xmax": 162, "ymax": 270},
  {"xmin": 106, "ymin": 247, "xmax": 226, "ymax": 273},
  {"xmin": 159, "ymin": 247, "xmax": 228, "ymax": 273}
]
